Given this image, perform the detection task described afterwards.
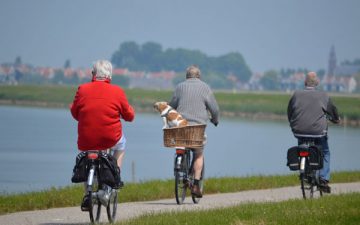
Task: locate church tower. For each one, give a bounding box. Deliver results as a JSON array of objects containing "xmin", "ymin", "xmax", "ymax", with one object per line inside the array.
[{"xmin": 327, "ymin": 45, "xmax": 337, "ymax": 76}]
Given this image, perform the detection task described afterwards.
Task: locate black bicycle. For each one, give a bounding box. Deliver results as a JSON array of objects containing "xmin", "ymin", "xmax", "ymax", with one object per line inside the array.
[
  {"xmin": 287, "ymin": 138, "xmax": 324, "ymax": 199},
  {"xmin": 78, "ymin": 151, "xmax": 119, "ymax": 223},
  {"xmin": 174, "ymin": 147, "xmax": 204, "ymax": 204}
]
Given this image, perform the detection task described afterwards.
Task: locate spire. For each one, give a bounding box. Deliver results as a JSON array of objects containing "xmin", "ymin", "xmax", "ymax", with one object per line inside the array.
[{"xmin": 327, "ymin": 45, "xmax": 337, "ymax": 76}]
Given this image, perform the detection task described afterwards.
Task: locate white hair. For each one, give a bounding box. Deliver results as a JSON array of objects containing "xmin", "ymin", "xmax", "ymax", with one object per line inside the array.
[
  {"xmin": 305, "ymin": 71, "xmax": 319, "ymax": 87},
  {"xmin": 92, "ymin": 60, "xmax": 112, "ymax": 79},
  {"xmin": 186, "ymin": 65, "xmax": 201, "ymax": 79}
]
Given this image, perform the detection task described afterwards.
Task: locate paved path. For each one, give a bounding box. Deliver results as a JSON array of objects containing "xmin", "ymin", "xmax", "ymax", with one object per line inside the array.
[{"xmin": 1, "ymin": 182, "xmax": 360, "ymax": 225}]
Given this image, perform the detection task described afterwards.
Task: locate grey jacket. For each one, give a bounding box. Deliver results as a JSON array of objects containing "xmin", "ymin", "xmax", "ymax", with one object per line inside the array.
[
  {"xmin": 287, "ymin": 87, "xmax": 339, "ymax": 137},
  {"xmin": 169, "ymin": 78, "xmax": 219, "ymax": 126}
]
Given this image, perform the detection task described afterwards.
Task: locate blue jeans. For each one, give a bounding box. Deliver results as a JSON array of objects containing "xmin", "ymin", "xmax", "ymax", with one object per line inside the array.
[{"xmin": 297, "ymin": 136, "xmax": 330, "ymax": 181}]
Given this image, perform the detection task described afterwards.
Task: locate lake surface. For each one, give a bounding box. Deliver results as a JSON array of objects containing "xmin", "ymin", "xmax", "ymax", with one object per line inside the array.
[{"xmin": 1, "ymin": 105, "xmax": 359, "ymax": 194}]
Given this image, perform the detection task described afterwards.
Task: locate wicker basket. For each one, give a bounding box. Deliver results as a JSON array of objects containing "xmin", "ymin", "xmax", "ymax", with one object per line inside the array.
[{"xmin": 163, "ymin": 124, "xmax": 206, "ymax": 148}]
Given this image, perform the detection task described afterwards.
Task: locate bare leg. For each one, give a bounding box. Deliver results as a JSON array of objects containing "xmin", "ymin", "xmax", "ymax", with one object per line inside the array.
[
  {"xmin": 112, "ymin": 150, "xmax": 125, "ymax": 169},
  {"xmin": 193, "ymin": 152, "xmax": 204, "ymax": 180}
]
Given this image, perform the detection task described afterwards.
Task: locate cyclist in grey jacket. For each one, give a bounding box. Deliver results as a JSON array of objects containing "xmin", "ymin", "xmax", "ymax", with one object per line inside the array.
[
  {"xmin": 287, "ymin": 72, "xmax": 340, "ymax": 192},
  {"xmin": 169, "ymin": 65, "xmax": 219, "ymax": 197}
]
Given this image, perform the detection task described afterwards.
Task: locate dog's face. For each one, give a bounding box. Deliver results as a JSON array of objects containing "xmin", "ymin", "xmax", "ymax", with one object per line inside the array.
[{"xmin": 153, "ymin": 101, "xmax": 169, "ymax": 113}]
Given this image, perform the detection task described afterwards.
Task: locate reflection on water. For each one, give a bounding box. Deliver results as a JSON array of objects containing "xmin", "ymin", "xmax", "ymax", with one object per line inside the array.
[{"xmin": 0, "ymin": 105, "xmax": 359, "ymax": 193}]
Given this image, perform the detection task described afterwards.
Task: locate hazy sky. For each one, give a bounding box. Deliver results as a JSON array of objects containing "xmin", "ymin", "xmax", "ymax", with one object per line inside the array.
[{"xmin": 1, "ymin": 0, "xmax": 359, "ymax": 72}]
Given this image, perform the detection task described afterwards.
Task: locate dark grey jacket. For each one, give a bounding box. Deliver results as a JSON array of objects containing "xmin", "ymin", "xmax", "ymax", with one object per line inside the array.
[
  {"xmin": 169, "ymin": 78, "xmax": 219, "ymax": 125},
  {"xmin": 287, "ymin": 87, "xmax": 339, "ymax": 137}
]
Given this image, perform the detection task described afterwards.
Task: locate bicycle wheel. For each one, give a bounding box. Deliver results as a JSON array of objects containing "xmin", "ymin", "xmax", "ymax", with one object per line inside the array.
[
  {"xmin": 300, "ymin": 172, "xmax": 314, "ymax": 199},
  {"xmin": 89, "ymin": 174, "xmax": 101, "ymax": 223},
  {"xmin": 192, "ymin": 160, "xmax": 205, "ymax": 204},
  {"xmin": 107, "ymin": 189, "xmax": 118, "ymax": 223},
  {"xmin": 175, "ymin": 153, "xmax": 189, "ymax": 204}
]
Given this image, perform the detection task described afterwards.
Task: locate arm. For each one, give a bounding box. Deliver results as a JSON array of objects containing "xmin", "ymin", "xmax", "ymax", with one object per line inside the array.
[
  {"xmin": 287, "ymin": 96, "xmax": 294, "ymax": 122},
  {"xmin": 169, "ymin": 88, "xmax": 179, "ymax": 109},
  {"xmin": 326, "ymin": 98, "xmax": 340, "ymax": 124},
  {"xmin": 206, "ymin": 90, "xmax": 219, "ymax": 126},
  {"xmin": 70, "ymin": 86, "xmax": 81, "ymax": 121},
  {"xmin": 119, "ymin": 89, "xmax": 135, "ymax": 122}
]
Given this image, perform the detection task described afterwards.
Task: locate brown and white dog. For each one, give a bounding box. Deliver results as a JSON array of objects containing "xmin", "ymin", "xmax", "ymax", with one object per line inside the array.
[{"xmin": 153, "ymin": 101, "xmax": 188, "ymax": 129}]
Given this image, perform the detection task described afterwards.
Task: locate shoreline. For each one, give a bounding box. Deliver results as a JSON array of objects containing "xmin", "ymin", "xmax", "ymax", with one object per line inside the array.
[{"xmin": 1, "ymin": 99, "xmax": 359, "ymax": 127}]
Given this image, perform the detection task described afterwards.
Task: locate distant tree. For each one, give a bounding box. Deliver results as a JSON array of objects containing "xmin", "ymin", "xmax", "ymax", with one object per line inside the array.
[
  {"xmin": 140, "ymin": 42, "xmax": 163, "ymax": 71},
  {"xmin": 112, "ymin": 75, "xmax": 130, "ymax": 87},
  {"xmin": 212, "ymin": 52, "xmax": 252, "ymax": 82},
  {"xmin": 341, "ymin": 58, "xmax": 360, "ymax": 66},
  {"xmin": 111, "ymin": 41, "xmax": 141, "ymax": 70},
  {"xmin": 260, "ymin": 70, "xmax": 280, "ymax": 90},
  {"xmin": 64, "ymin": 59, "xmax": 71, "ymax": 68},
  {"xmin": 111, "ymin": 41, "xmax": 253, "ymax": 84}
]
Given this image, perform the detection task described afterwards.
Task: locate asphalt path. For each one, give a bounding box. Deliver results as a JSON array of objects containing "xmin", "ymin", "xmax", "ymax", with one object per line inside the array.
[{"xmin": 1, "ymin": 182, "xmax": 360, "ymax": 225}]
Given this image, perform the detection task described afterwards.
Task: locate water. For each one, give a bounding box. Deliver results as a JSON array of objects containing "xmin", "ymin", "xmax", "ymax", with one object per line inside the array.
[{"xmin": 1, "ymin": 105, "xmax": 359, "ymax": 194}]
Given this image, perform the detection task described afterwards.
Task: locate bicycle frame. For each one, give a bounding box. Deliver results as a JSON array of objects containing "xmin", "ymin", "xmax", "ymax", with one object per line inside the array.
[
  {"xmin": 297, "ymin": 140, "xmax": 323, "ymax": 199},
  {"xmin": 81, "ymin": 151, "xmax": 118, "ymax": 223}
]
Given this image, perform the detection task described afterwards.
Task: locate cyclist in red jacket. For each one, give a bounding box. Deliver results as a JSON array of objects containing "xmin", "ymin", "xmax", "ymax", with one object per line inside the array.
[{"xmin": 70, "ymin": 59, "xmax": 135, "ymax": 189}]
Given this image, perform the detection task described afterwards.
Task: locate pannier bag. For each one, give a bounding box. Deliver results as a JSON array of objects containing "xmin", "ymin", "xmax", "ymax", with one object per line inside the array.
[
  {"xmin": 308, "ymin": 145, "xmax": 323, "ymax": 170},
  {"xmin": 99, "ymin": 153, "xmax": 121, "ymax": 189},
  {"xmin": 71, "ymin": 152, "xmax": 88, "ymax": 183},
  {"xmin": 286, "ymin": 145, "xmax": 324, "ymax": 171},
  {"xmin": 287, "ymin": 146, "xmax": 300, "ymax": 171}
]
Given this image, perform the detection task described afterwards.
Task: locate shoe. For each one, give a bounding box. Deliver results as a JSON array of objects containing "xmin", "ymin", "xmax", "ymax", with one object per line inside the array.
[
  {"xmin": 319, "ymin": 179, "xmax": 331, "ymax": 193},
  {"xmin": 114, "ymin": 180, "xmax": 124, "ymax": 189},
  {"xmin": 191, "ymin": 184, "xmax": 203, "ymax": 198},
  {"xmin": 81, "ymin": 195, "xmax": 91, "ymax": 211}
]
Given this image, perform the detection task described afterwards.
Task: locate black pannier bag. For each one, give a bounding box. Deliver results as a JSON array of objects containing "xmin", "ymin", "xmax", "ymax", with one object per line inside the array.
[
  {"xmin": 99, "ymin": 153, "xmax": 121, "ymax": 189},
  {"xmin": 287, "ymin": 146, "xmax": 300, "ymax": 170},
  {"xmin": 308, "ymin": 145, "xmax": 323, "ymax": 170},
  {"xmin": 71, "ymin": 152, "xmax": 88, "ymax": 183}
]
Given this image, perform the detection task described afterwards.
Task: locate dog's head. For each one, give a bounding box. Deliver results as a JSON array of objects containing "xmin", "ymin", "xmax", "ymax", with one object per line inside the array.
[{"xmin": 153, "ymin": 101, "xmax": 169, "ymax": 113}]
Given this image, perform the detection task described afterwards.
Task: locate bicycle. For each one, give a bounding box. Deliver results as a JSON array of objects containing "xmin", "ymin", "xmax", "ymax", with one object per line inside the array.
[
  {"xmin": 163, "ymin": 124, "xmax": 207, "ymax": 205},
  {"xmin": 174, "ymin": 147, "xmax": 205, "ymax": 204},
  {"xmin": 76, "ymin": 151, "xmax": 119, "ymax": 223},
  {"xmin": 287, "ymin": 138, "xmax": 324, "ymax": 199}
]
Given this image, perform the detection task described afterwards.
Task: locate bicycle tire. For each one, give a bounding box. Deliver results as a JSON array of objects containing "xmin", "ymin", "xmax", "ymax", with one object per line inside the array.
[
  {"xmin": 175, "ymin": 151, "xmax": 190, "ymax": 205},
  {"xmin": 107, "ymin": 189, "xmax": 118, "ymax": 223},
  {"xmin": 175, "ymin": 170, "xmax": 187, "ymax": 204},
  {"xmin": 192, "ymin": 160, "xmax": 205, "ymax": 204},
  {"xmin": 89, "ymin": 173, "xmax": 101, "ymax": 223},
  {"xmin": 300, "ymin": 172, "xmax": 314, "ymax": 199}
]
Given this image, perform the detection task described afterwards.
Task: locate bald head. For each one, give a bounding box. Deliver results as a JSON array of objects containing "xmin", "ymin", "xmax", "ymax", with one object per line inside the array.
[{"xmin": 305, "ymin": 72, "xmax": 319, "ymax": 87}]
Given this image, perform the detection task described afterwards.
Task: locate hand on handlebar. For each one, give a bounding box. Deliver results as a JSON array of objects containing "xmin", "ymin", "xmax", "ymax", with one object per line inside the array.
[{"xmin": 210, "ymin": 118, "xmax": 218, "ymax": 127}]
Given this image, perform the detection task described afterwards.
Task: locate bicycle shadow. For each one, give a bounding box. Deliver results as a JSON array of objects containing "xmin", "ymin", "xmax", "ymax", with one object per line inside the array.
[
  {"xmin": 40, "ymin": 223, "xmax": 89, "ymax": 225},
  {"xmin": 144, "ymin": 202, "xmax": 194, "ymax": 206}
]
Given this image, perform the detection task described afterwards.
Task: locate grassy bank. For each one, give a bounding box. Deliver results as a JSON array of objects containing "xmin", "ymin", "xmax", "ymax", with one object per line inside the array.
[
  {"xmin": 118, "ymin": 193, "xmax": 360, "ymax": 225},
  {"xmin": 1, "ymin": 85, "xmax": 360, "ymax": 124},
  {"xmin": 1, "ymin": 171, "xmax": 360, "ymax": 215}
]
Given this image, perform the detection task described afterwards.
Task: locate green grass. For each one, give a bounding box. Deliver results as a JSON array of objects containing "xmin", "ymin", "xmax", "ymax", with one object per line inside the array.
[
  {"xmin": 1, "ymin": 171, "xmax": 359, "ymax": 215},
  {"xmin": 118, "ymin": 193, "xmax": 360, "ymax": 225},
  {"xmin": 1, "ymin": 85, "xmax": 360, "ymax": 121}
]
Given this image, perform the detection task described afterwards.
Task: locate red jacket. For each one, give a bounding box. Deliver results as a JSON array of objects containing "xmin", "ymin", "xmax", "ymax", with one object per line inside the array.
[{"xmin": 70, "ymin": 80, "xmax": 135, "ymax": 151}]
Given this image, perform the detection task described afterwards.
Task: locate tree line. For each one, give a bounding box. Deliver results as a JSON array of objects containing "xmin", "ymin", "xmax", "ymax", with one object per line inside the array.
[{"xmin": 111, "ymin": 41, "xmax": 252, "ymax": 84}]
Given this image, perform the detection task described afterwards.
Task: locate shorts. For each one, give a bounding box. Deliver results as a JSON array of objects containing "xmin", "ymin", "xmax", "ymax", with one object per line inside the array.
[
  {"xmin": 110, "ymin": 135, "xmax": 127, "ymax": 151},
  {"xmin": 190, "ymin": 134, "xmax": 207, "ymax": 157}
]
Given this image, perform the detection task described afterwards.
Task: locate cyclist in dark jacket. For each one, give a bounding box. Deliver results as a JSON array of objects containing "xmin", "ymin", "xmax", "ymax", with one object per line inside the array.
[{"xmin": 287, "ymin": 72, "xmax": 340, "ymax": 192}]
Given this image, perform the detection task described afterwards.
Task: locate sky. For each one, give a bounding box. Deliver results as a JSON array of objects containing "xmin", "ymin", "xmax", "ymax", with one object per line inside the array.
[{"xmin": 0, "ymin": 0, "xmax": 359, "ymax": 73}]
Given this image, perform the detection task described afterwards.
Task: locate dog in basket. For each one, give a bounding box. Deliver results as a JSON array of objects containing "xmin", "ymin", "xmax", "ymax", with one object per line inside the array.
[{"xmin": 153, "ymin": 101, "xmax": 188, "ymax": 129}]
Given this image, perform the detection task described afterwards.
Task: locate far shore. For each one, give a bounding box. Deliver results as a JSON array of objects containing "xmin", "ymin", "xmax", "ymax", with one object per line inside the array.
[{"xmin": 1, "ymin": 99, "xmax": 359, "ymax": 127}]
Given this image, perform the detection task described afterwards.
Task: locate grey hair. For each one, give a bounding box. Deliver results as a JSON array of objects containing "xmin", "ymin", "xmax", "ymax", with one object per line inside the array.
[
  {"xmin": 305, "ymin": 71, "xmax": 319, "ymax": 87},
  {"xmin": 186, "ymin": 65, "xmax": 201, "ymax": 79},
  {"xmin": 92, "ymin": 60, "xmax": 113, "ymax": 79}
]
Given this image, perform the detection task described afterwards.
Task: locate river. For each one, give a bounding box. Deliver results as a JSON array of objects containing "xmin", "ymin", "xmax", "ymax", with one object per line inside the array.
[{"xmin": 0, "ymin": 105, "xmax": 359, "ymax": 194}]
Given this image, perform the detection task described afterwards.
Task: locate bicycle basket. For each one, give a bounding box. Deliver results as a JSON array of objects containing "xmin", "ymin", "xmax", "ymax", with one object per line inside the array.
[{"xmin": 163, "ymin": 124, "xmax": 206, "ymax": 148}]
